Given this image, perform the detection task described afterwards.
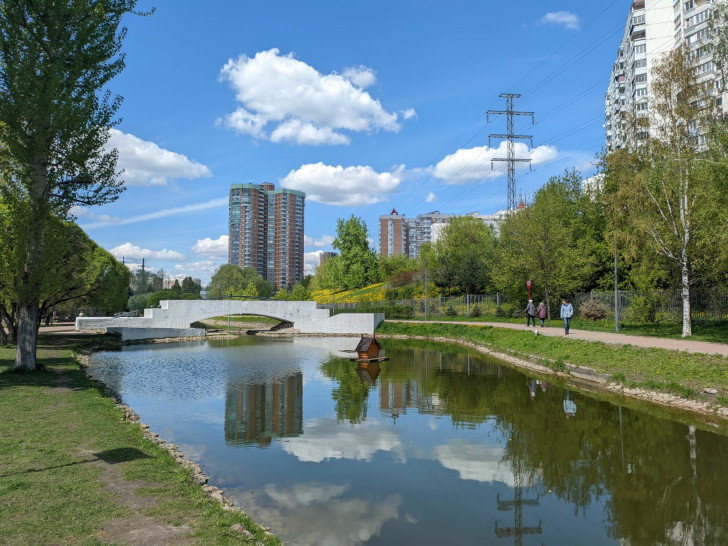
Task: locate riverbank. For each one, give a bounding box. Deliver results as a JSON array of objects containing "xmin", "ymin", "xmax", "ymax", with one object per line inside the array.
[
  {"xmin": 0, "ymin": 334, "xmax": 279, "ymax": 545},
  {"xmin": 377, "ymin": 321, "xmax": 728, "ymax": 426}
]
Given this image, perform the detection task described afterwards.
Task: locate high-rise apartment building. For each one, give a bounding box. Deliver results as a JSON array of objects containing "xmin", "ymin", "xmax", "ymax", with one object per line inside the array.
[
  {"xmin": 229, "ymin": 182, "xmax": 305, "ymax": 289},
  {"xmin": 378, "ymin": 209, "xmax": 506, "ymax": 258},
  {"xmin": 606, "ymin": 0, "xmax": 727, "ymax": 152},
  {"xmin": 379, "ymin": 208, "xmax": 408, "ymax": 257}
]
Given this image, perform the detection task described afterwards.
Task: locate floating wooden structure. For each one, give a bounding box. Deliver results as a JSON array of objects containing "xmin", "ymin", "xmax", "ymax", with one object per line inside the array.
[{"xmin": 349, "ymin": 334, "xmax": 389, "ymax": 363}]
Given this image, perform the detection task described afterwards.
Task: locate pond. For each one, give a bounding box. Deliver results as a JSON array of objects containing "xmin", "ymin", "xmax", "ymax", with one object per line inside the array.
[{"xmin": 88, "ymin": 336, "xmax": 728, "ymax": 546}]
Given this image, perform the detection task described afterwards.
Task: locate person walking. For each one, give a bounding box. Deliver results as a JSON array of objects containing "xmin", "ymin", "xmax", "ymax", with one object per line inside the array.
[
  {"xmin": 525, "ymin": 299, "xmax": 536, "ymax": 327},
  {"xmin": 536, "ymin": 301, "xmax": 546, "ymax": 327},
  {"xmin": 560, "ymin": 298, "xmax": 573, "ymax": 335}
]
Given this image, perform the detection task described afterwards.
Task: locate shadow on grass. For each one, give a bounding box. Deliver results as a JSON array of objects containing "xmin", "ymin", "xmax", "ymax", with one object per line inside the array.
[{"xmin": 0, "ymin": 448, "xmax": 151, "ymax": 478}]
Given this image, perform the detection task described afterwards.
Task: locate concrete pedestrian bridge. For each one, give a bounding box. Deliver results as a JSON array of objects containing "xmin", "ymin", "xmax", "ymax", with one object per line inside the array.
[{"xmin": 76, "ymin": 299, "xmax": 384, "ymax": 341}]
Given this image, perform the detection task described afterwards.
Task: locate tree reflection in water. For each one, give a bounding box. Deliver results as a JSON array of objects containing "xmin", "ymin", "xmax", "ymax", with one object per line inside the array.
[{"xmin": 321, "ymin": 340, "xmax": 728, "ymax": 545}]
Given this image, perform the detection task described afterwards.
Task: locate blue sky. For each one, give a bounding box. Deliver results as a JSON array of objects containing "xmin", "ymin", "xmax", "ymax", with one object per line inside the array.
[{"xmin": 74, "ymin": 0, "xmax": 629, "ymax": 284}]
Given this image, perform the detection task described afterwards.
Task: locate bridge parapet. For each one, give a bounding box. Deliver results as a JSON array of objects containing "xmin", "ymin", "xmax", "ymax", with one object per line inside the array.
[{"xmin": 76, "ymin": 299, "xmax": 383, "ymax": 340}]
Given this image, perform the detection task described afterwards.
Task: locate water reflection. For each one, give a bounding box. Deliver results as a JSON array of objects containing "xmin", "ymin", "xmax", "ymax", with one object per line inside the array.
[{"xmin": 87, "ymin": 337, "xmax": 728, "ymax": 546}]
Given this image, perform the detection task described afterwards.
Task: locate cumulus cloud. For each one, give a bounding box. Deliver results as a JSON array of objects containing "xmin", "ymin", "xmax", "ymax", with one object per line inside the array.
[
  {"xmin": 435, "ymin": 440, "xmax": 523, "ymax": 487},
  {"xmin": 433, "ymin": 142, "xmax": 558, "ymax": 185},
  {"xmin": 280, "ymin": 162, "xmax": 403, "ymax": 206},
  {"xmin": 342, "ymin": 65, "xmax": 377, "ymax": 88},
  {"xmin": 281, "ymin": 418, "xmax": 405, "ymax": 463},
  {"xmin": 304, "ymin": 251, "xmax": 324, "ymax": 276},
  {"xmin": 109, "ymin": 242, "xmax": 185, "ymax": 262},
  {"xmin": 304, "ymin": 234, "xmax": 335, "ymax": 248},
  {"xmin": 425, "ymin": 192, "xmax": 436, "ymax": 203},
  {"xmin": 107, "ymin": 129, "xmax": 212, "ymax": 186},
  {"xmin": 401, "ymin": 108, "xmax": 417, "ymax": 120},
  {"xmin": 540, "ymin": 11, "xmax": 580, "ymax": 30},
  {"xmin": 218, "ymin": 48, "xmax": 406, "ymax": 145},
  {"xmin": 257, "ymin": 482, "xmax": 403, "ymax": 546},
  {"xmin": 192, "ymin": 235, "xmax": 229, "ymax": 259}
]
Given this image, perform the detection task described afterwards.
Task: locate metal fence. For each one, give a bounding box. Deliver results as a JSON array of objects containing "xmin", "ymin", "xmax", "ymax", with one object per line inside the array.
[{"xmin": 320, "ymin": 287, "xmax": 728, "ymax": 322}]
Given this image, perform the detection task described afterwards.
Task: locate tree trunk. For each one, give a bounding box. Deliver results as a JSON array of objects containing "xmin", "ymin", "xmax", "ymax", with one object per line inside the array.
[
  {"xmin": 544, "ymin": 286, "xmax": 551, "ymax": 320},
  {"xmin": 681, "ymin": 248, "xmax": 692, "ymax": 338},
  {"xmin": 14, "ymin": 302, "xmax": 39, "ymax": 371},
  {"xmin": 0, "ymin": 304, "xmax": 17, "ymax": 344}
]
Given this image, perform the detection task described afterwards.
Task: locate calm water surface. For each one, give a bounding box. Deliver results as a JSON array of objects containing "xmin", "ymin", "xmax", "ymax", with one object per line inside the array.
[{"xmin": 88, "ymin": 336, "xmax": 728, "ymax": 546}]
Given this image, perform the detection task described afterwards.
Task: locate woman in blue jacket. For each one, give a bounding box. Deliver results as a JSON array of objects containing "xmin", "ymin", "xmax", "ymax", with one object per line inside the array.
[{"xmin": 560, "ymin": 298, "xmax": 573, "ymax": 335}]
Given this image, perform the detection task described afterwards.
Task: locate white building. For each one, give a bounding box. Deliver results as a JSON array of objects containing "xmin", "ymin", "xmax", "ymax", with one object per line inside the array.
[{"xmin": 605, "ymin": 0, "xmax": 727, "ymax": 152}]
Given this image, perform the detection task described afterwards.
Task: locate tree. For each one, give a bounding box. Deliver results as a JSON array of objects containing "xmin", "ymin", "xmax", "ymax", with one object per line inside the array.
[
  {"xmin": 0, "ymin": 1, "xmax": 146, "ymax": 370},
  {"xmin": 493, "ymin": 170, "xmax": 601, "ymax": 317},
  {"xmin": 332, "ymin": 215, "xmax": 380, "ymax": 290},
  {"xmin": 171, "ymin": 279, "xmax": 182, "ymax": 294},
  {"xmin": 181, "ymin": 276, "xmax": 201, "ymax": 295},
  {"xmin": 602, "ymin": 46, "xmax": 725, "ymax": 337},
  {"xmin": 207, "ymin": 265, "xmax": 272, "ymax": 299},
  {"xmin": 429, "ymin": 216, "xmax": 496, "ymax": 295}
]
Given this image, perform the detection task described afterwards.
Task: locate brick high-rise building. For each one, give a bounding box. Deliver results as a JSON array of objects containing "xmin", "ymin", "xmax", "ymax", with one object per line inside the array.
[
  {"xmin": 229, "ymin": 182, "xmax": 305, "ymax": 289},
  {"xmin": 379, "ymin": 208, "xmax": 408, "ymax": 257}
]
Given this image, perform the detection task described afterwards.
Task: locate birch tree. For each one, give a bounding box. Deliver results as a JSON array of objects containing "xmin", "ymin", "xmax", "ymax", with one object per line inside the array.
[{"xmin": 0, "ymin": 1, "xmax": 144, "ymax": 370}]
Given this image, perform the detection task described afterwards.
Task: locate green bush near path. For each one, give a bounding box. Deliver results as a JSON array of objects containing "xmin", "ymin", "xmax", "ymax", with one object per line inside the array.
[
  {"xmin": 376, "ymin": 321, "xmax": 728, "ymax": 400},
  {"xmin": 0, "ymin": 335, "xmax": 278, "ymax": 545}
]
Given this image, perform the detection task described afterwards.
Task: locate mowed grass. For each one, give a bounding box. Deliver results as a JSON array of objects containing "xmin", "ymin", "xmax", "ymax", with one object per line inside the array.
[
  {"xmin": 0, "ymin": 335, "xmax": 278, "ymax": 545},
  {"xmin": 376, "ymin": 321, "xmax": 728, "ymax": 399}
]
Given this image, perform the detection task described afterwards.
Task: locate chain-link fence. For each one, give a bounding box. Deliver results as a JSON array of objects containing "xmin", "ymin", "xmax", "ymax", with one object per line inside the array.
[{"xmin": 319, "ymin": 287, "xmax": 728, "ymax": 322}]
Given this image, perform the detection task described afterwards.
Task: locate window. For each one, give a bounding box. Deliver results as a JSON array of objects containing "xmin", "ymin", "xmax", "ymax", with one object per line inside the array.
[
  {"xmin": 633, "ymin": 14, "xmax": 645, "ymax": 25},
  {"xmin": 635, "ymin": 87, "xmax": 648, "ymax": 97},
  {"xmin": 684, "ymin": 0, "xmax": 694, "ymax": 11},
  {"xmin": 635, "ymin": 73, "xmax": 648, "ymax": 83},
  {"xmin": 634, "ymin": 44, "xmax": 646, "ymax": 54},
  {"xmin": 634, "ymin": 59, "xmax": 647, "ymax": 69}
]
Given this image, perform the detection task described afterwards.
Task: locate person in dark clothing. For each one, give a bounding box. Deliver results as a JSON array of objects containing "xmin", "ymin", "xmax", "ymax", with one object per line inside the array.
[{"xmin": 525, "ymin": 299, "xmax": 536, "ymax": 327}]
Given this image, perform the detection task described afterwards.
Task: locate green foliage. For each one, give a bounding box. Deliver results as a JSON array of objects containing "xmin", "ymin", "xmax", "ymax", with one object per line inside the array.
[
  {"xmin": 579, "ymin": 299, "xmax": 609, "ymax": 321},
  {"xmin": 445, "ymin": 305, "xmax": 457, "ymax": 317},
  {"xmin": 336, "ymin": 303, "xmax": 413, "ymax": 319},
  {"xmin": 470, "ymin": 305, "xmax": 482, "ymax": 318},
  {"xmin": 180, "ymin": 276, "xmax": 201, "ymax": 295},
  {"xmin": 427, "ymin": 216, "xmax": 496, "ymax": 295},
  {"xmin": 127, "ymin": 293, "xmax": 148, "ymax": 311},
  {"xmin": 289, "ymin": 283, "xmax": 310, "ymax": 301},
  {"xmin": 493, "ymin": 170, "xmax": 602, "ymax": 312},
  {"xmin": 272, "ymin": 289, "xmax": 289, "ymax": 301},
  {"xmin": 146, "ymin": 290, "xmax": 200, "ymax": 308},
  {"xmin": 332, "ymin": 215, "xmax": 380, "ymax": 290},
  {"xmin": 207, "ymin": 265, "xmax": 272, "ymax": 299},
  {"xmin": 171, "ymin": 280, "xmax": 182, "ymax": 294}
]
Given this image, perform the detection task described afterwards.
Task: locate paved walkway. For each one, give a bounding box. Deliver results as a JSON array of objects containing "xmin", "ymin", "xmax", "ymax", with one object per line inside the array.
[{"xmin": 391, "ymin": 320, "xmax": 728, "ymax": 357}]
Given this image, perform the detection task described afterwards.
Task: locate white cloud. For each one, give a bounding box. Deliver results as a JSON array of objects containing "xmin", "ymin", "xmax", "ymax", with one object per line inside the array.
[
  {"xmin": 342, "ymin": 65, "xmax": 377, "ymax": 88},
  {"xmin": 304, "ymin": 251, "xmax": 324, "ymax": 276},
  {"xmin": 435, "ymin": 440, "xmax": 523, "ymax": 486},
  {"xmin": 425, "ymin": 192, "xmax": 436, "ymax": 203},
  {"xmin": 280, "ymin": 162, "xmax": 403, "ymax": 206},
  {"xmin": 540, "ymin": 11, "xmax": 580, "ymax": 30},
  {"xmin": 107, "ymin": 128, "xmax": 212, "ymax": 186},
  {"xmin": 191, "ymin": 235, "xmax": 229, "ymax": 259},
  {"xmin": 79, "ymin": 197, "xmax": 228, "ymax": 229},
  {"xmin": 255, "ymin": 482, "xmax": 403, "ymax": 546},
  {"xmin": 304, "ymin": 234, "xmax": 335, "ymax": 248},
  {"xmin": 401, "ymin": 108, "xmax": 417, "ymax": 120},
  {"xmin": 218, "ymin": 48, "xmax": 406, "ymax": 146},
  {"xmin": 109, "ymin": 242, "xmax": 185, "ymax": 262},
  {"xmin": 433, "ymin": 142, "xmax": 558, "ymax": 185},
  {"xmin": 281, "ymin": 418, "xmax": 405, "ymax": 463}
]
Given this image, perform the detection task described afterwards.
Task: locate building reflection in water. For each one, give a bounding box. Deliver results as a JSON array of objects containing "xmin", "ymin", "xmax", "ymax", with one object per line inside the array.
[{"xmin": 225, "ymin": 373, "xmax": 303, "ymax": 447}]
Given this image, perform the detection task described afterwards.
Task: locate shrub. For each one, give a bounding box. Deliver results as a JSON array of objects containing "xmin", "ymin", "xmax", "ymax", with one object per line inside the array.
[
  {"xmin": 445, "ymin": 305, "xmax": 457, "ymax": 316},
  {"xmin": 127, "ymin": 293, "xmax": 149, "ymax": 311},
  {"xmin": 495, "ymin": 306, "xmax": 507, "ymax": 318},
  {"xmin": 579, "ymin": 298, "xmax": 609, "ymax": 321},
  {"xmin": 336, "ymin": 303, "xmax": 414, "ymax": 319},
  {"xmin": 470, "ymin": 305, "xmax": 482, "ymax": 318},
  {"xmin": 628, "ymin": 294, "xmax": 657, "ymax": 323}
]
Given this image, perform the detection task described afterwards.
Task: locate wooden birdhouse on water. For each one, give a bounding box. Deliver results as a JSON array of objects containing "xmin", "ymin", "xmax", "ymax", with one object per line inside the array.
[{"xmin": 355, "ymin": 335, "xmax": 381, "ymax": 360}]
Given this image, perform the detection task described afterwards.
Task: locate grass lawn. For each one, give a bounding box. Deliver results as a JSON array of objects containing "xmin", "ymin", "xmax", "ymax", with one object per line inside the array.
[
  {"xmin": 0, "ymin": 334, "xmax": 278, "ymax": 545},
  {"xmin": 376, "ymin": 321, "xmax": 728, "ymax": 402}
]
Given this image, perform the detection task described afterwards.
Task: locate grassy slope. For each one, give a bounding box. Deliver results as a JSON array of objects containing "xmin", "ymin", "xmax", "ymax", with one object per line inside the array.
[
  {"xmin": 376, "ymin": 321, "xmax": 728, "ymax": 402},
  {"xmin": 0, "ymin": 335, "xmax": 278, "ymax": 545}
]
